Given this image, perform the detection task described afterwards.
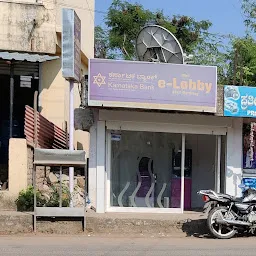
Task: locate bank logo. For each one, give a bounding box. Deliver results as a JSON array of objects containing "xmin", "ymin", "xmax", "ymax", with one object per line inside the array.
[{"xmin": 93, "ymin": 73, "xmax": 106, "ymax": 87}]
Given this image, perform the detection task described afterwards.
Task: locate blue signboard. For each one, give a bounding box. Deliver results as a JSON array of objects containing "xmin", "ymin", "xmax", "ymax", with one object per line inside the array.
[
  {"xmin": 242, "ymin": 178, "xmax": 256, "ymax": 189},
  {"xmin": 224, "ymin": 85, "xmax": 256, "ymax": 117}
]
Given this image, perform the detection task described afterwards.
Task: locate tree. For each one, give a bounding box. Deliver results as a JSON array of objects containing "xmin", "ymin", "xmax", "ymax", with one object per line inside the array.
[
  {"xmin": 94, "ymin": 26, "xmax": 108, "ymax": 58},
  {"xmin": 105, "ymin": 0, "xmax": 154, "ymax": 60},
  {"xmin": 241, "ymin": 0, "xmax": 256, "ymax": 33},
  {"xmin": 190, "ymin": 32, "xmax": 230, "ymax": 85},
  {"xmin": 94, "ymin": 0, "xmax": 227, "ymax": 83},
  {"xmin": 94, "ymin": 26, "xmax": 116, "ymax": 59},
  {"xmin": 225, "ymin": 37, "xmax": 256, "ymax": 86},
  {"xmin": 101, "ymin": 0, "xmax": 217, "ymax": 60},
  {"xmin": 224, "ymin": 1, "xmax": 256, "ymax": 86}
]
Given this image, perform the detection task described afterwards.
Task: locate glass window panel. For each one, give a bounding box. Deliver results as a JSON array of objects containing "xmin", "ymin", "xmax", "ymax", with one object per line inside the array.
[{"xmin": 110, "ymin": 130, "xmax": 182, "ymax": 209}]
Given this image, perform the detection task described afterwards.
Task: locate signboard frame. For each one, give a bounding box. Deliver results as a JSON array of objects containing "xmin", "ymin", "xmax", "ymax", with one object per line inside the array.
[
  {"xmin": 88, "ymin": 58, "xmax": 217, "ymax": 113},
  {"xmin": 224, "ymin": 85, "xmax": 256, "ymax": 118},
  {"xmin": 62, "ymin": 8, "xmax": 81, "ymax": 82},
  {"xmin": 61, "ymin": 8, "xmax": 81, "ymax": 207}
]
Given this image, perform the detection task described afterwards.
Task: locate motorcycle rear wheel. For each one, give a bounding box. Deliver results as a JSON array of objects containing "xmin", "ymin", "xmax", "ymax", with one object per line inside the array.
[{"xmin": 207, "ymin": 206, "xmax": 236, "ymax": 239}]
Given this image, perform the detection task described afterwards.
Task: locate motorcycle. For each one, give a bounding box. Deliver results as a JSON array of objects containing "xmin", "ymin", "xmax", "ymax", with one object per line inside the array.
[{"xmin": 198, "ymin": 187, "xmax": 256, "ymax": 239}]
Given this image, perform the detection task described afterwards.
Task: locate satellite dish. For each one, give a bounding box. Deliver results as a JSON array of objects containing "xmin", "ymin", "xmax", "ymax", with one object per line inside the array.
[{"xmin": 136, "ymin": 25, "xmax": 184, "ymax": 64}]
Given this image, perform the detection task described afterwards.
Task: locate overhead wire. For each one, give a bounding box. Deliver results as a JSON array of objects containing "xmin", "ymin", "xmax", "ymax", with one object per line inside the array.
[
  {"xmin": 42, "ymin": 0, "xmax": 108, "ymax": 14},
  {"xmin": 85, "ymin": 0, "xmax": 95, "ymax": 22}
]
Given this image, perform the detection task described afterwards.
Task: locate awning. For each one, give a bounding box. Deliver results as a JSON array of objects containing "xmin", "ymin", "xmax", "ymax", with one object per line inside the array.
[{"xmin": 0, "ymin": 51, "xmax": 59, "ymax": 63}]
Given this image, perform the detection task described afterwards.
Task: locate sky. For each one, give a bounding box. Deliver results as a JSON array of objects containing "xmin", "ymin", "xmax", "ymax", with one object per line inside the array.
[{"xmin": 95, "ymin": 0, "xmax": 247, "ymax": 38}]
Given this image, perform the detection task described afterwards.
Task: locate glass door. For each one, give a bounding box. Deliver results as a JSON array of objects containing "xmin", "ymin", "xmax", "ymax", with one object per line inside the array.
[{"xmin": 106, "ymin": 130, "xmax": 185, "ymax": 213}]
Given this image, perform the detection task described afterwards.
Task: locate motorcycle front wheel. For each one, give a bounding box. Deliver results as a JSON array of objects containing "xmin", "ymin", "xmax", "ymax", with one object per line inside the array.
[{"xmin": 207, "ymin": 206, "xmax": 236, "ymax": 239}]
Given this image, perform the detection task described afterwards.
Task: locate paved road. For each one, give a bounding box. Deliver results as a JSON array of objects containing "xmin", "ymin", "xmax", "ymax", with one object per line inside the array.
[{"xmin": 1, "ymin": 235, "xmax": 256, "ymax": 256}]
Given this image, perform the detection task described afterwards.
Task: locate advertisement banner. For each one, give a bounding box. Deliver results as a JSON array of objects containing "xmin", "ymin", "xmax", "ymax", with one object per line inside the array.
[
  {"xmin": 224, "ymin": 85, "xmax": 256, "ymax": 117},
  {"xmin": 89, "ymin": 59, "xmax": 217, "ymax": 113},
  {"xmin": 243, "ymin": 123, "xmax": 256, "ymax": 170}
]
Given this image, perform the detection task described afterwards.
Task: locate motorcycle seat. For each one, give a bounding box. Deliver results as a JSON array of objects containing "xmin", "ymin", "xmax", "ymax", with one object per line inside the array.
[
  {"xmin": 216, "ymin": 192, "xmax": 232, "ymax": 199},
  {"xmin": 216, "ymin": 192, "xmax": 242, "ymax": 202},
  {"xmin": 231, "ymin": 197, "xmax": 243, "ymax": 203}
]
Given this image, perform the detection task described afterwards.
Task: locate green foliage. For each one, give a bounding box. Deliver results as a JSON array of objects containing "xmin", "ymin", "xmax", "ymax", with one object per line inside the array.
[
  {"xmin": 96, "ymin": 0, "xmax": 215, "ymax": 60},
  {"xmin": 241, "ymin": 0, "xmax": 256, "ymax": 33},
  {"xmin": 106, "ymin": 0, "xmax": 155, "ymax": 60},
  {"xmin": 191, "ymin": 32, "xmax": 230, "ymax": 85},
  {"xmin": 230, "ymin": 1, "xmax": 256, "ymax": 85},
  {"xmin": 225, "ymin": 37, "xmax": 256, "ymax": 86},
  {"xmin": 16, "ymin": 186, "xmax": 46, "ymax": 212},
  {"xmin": 45, "ymin": 184, "xmax": 70, "ymax": 207},
  {"xmin": 15, "ymin": 183, "xmax": 71, "ymax": 211},
  {"xmin": 94, "ymin": 26, "xmax": 108, "ymax": 58},
  {"xmin": 95, "ymin": 26, "xmax": 114, "ymax": 59},
  {"xmin": 96, "ymin": 0, "xmax": 256, "ymax": 85},
  {"xmin": 167, "ymin": 15, "xmax": 212, "ymax": 54}
]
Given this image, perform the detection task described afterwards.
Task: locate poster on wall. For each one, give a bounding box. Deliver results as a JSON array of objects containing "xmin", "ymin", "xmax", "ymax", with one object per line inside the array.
[
  {"xmin": 224, "ymin": 85, "xmax": 256, "ymax": 117},
  {"xmin": 88, "ymin": 59, "xmax": 217, "ymax": 113},
  {"xmin": 243, "ymin": 122, "xmax": 256, "ymax": 170}
]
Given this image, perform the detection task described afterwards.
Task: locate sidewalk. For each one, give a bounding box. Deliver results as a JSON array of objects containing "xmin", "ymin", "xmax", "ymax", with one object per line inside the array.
[
  {"xmin": 86, "ymin": 210, "xmax": 208, "ymax": 237},
  {"xmin": 0, "ymin": 211, "xmax": 33, "ymax": 234},
  {"xmin": 0, "ymin": 210, "xmax": 208, "ymax": 237}
]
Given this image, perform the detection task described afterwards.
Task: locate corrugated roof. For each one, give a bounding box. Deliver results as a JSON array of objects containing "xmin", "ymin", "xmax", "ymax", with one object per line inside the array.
[{"xmin": 0, "ymin": 52, "xmax": 59, "ymax": 63}]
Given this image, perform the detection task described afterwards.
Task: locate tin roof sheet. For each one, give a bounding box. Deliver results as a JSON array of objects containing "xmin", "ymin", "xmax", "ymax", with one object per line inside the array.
[{"xmin": 0, "ymin": 51, "xmax": 59, "ymax": 63}]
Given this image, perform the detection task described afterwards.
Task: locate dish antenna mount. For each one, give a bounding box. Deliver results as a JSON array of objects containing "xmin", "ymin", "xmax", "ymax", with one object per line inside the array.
[{"xmin": 136, "ymin": 25, "xmax": 184, "ymax": 64}]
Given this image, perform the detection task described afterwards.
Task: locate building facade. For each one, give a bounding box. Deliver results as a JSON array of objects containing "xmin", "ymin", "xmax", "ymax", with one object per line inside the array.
[
  {"xmin": 88, "ymin": 110, "xmax": 243, "ymax": 213},
  {"xmin": 224, "ymin": 86, "xmax": 256, "ymax": 196},
  {"xmin": 0, "ymin": 0, "xmax": 94, "ymax": 196},
  {"xmin": 86, "ymin": 59, "xmax": 244, "ymax": 214}
]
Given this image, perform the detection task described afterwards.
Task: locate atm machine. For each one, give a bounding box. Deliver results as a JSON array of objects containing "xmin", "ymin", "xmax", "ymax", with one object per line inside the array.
[{"xmin": 171, "ymin": 149, "xmax": 192, "ymax": 210}]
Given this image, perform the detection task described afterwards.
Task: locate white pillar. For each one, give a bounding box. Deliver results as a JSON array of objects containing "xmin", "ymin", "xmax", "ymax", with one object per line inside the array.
[
  {"xmin": 226, "ymin": 118, "xmax": 243, "ymax": 197},
  {"xmin": 215, "ymin": 135, "xmax": 221, "ymax": 193},
  {"xmin": 181, "ymin": 133, "xmax": 185, "ymax": 213},
  {"xmin": 88, "ymin": 122, "xmax": 97, "ymax": 208},
  {"xmin": 69, "ymin": 80, "xmax": 74, "ymax": 207},
  {"xmin": 96, "ymin": 121, "xmax": 106, "ymax": 213}
]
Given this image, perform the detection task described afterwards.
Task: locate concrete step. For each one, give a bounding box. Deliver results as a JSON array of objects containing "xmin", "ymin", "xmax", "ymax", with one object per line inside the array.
[
  {"xmin": 86, "ymin": 212, "xmax": 208, "ymax": 237},
  {"xmin": 0, "ymin": 211, "xmax": 32, "ymax": 234}
]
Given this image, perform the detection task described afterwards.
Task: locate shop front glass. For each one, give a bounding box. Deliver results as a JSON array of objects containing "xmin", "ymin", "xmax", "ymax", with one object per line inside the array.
[{"xmin": 109, "ymin": 130, "xmax": 185, "ymax": 209}]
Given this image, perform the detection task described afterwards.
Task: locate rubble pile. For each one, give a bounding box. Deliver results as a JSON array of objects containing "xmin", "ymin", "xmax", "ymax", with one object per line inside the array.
[{"xmin": 37, "ymin": 171, "xmax": 86, "ymax": 207}]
